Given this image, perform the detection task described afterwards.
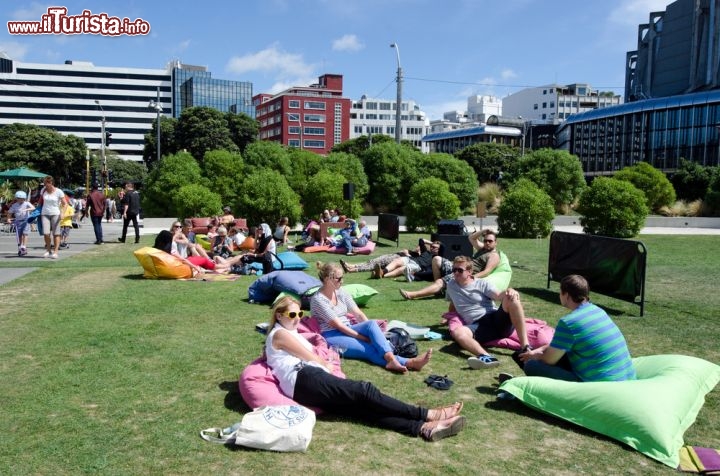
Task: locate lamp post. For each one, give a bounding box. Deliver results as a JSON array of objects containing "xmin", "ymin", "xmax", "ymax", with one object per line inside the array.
[
  {"xmin": 363, "ymin": 122, "xmax": 372, "ymax": 146},
  {"xmin": 287, "ymin": 112, "xmax": 302, "ymax": 150},
  {"xmin": 94, "ymin": 100, "xmax": 108, "ymax": 194},
  {"xmin": 148, "ymin": 87, "xmax": 162, "ymax": 164},
  {"xmin": 390, "ymin": 43, "xmax": 402, "ymax": 144},
  {"xmin": 518, "ymin": 115, "xmax": 526, "ymax": 156}
]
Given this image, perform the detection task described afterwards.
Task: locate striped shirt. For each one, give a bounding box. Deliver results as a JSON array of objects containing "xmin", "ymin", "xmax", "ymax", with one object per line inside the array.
[{"xmin": 551, "ymin": 302, "xmax": 636, "ymax": 382}]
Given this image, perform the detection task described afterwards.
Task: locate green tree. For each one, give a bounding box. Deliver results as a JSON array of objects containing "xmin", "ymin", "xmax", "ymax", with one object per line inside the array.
[
  {"xmin": 0, "ymin": 123, "xmax": 87, "ymax": 186},
  {"xmin": 143, "ymin": 116, "xmax": 178, "ymax": 169},
  {"xmin": 301, "ymin": 170, "xmax": 349, "ymax": 221},
  {"xmin": 142, "ymin": 151, "xmax": 206, "ymax": 217},
  {"xmin": 511, "ymin": 148, "xmax": 586, "ymax": 212},
  {"xmin": 671, "ymin": 159, "xmax": 712, "ymax": 201},
  {"xmin": 332, "ymin": 134, "xmax": 394, "ymax": 156},
  {"xmin": 417, "ymin": 153, "xmax": 478, "ymax": 212},
  {"xmin": 175, "ymin": 107, "xmax": 238, "ymax": 162},
  {"xmin": 173, "ymin": 184, "xmax": 223, "ymax": 219},
  {"xmin": 497, "ymin": 178, "xmax": 554, "ymax": 238},
  {"xmin": 201, "ymin": 149, "xmax": 244, "ymax": 207},
  {"xmin": 242, "ymin": 141, "xmax": 291, "ymax": 176},
  {"xmin": 105, "ymin": 157, "xmax": 148, "ymax": 188},
  {"xmin": 359, "ymin": 141, "xmax": 419, "ymax": 213},
  {"xmin": 704, "ymin": 170, "xmax": 720, "ymax": 216},
  {"xmin": 322, "ymin": 152, "xmax": 369, "ymax": 202},
  {"xmin": 285, "ymin": 148, "xmax": 325, "ymax": 198},
  {"xmin": 405, "ymin": 177, "xmax": 461, "ymax": 232},
  {"xmin": 225, "ymin": 112, "xmax": 259, "ymax": 153},
  {"xmin": 454, "ymin": 142, "xmax": 520, "ymax": 184},
  {"xmin": 235, "ymin": 169, "xmax": 301, "ymax": 226},
  {"xmin": 614, "ymin": 161, "xmax": 675, "ymax": 212},
  {"xmin": 577, "ymin": 177, "xmax": 648, "ymax": 238}
]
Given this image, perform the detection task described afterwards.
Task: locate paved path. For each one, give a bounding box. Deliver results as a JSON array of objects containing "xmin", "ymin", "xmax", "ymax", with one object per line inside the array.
[{"xmin": 2, "ymin": 216, "xmax": 718, "ymax": 287}]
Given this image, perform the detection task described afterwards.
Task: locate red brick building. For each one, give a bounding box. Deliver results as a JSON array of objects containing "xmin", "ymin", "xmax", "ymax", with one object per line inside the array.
[{"xmin": 253, "ymin": 74, "xmax": 351, "ymax": 155}]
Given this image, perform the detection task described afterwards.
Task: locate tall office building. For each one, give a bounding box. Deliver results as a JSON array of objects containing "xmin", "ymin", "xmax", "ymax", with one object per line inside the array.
[
  {"xmin": 503, "ymin": 84, "xmax": 622, "ymax": 124},
  {"xmin": 626, "ymin": 0, "xmax": 720, "ymax": 102},
  {"xmin": 254, "ymin": 74, "xmax": 351, "ymax": 155},
  {"xmin": 0, "ymin": 56, "xmax": 254, "ymax": 161},
  {"xmin": 170, "ymin": 60, "xmax": 253, "ymax": 118},
  {"xmin": 558, "ymin": 0, "xmax": 720, "ymax": 174}
]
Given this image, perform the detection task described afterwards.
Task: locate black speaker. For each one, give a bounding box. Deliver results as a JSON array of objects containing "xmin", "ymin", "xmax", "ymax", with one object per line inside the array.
[
  {"xmin": 437, "ymin": 219, "xmax": 466, "ymax": 235},
  {"xmin": 432, "ymin": 234, "xmax": 473, "ymax": 261},
  {"xmin": 343, "ymin": 182, "xmax": 355, "ymax": 200}
]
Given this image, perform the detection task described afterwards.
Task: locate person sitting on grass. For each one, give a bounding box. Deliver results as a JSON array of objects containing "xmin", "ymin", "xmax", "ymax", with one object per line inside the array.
[
  {"xmin": 444, "ymin": 255, "xmax": 530, "ymax": 369},
  {"xmin": 273, "ymin": 217, "xmax": 291, "ymax": 245},
  {"xmin": 154, "ymin": 230, "xmax": 230, "ymax": 274},
  {"xmin": 266, "ymin": 296, "xmax": 466, "ymax": 442},
  {"xmin": 399, "ymin": 229, "xmax": 502, "ymax": 301},
  {"xmin": 310, "ymin": 262, "xmax": 432, "ymax": 373},
  {"xmin": 336, "ymin": 219, "xmax": 371, "ymax": 256},
  {"xmin": 512, "ymin": 274, "xmax": 636, "ymax": 382},
  {"xmin": 339, "ymin": 251, "xmax": 406, "ymax": 274},
  {"xmin": 172, "ymin": 221, "xmax": 212, "ymax": 260},
  {"xmin": 211, "ymin": 225, "xmax": 233, "ymax": 259}
]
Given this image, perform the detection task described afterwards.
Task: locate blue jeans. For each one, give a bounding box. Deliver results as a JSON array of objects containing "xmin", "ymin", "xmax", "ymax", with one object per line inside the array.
[
  {"xmin": 322, "ymin": 320, "xmax": 406, "ymax": 367},
  {"xmin": 340, "ymin": 229, "xmax": 367, "ymax": 252},
  {"xmin": 524, "ymin": 359, "xmax": 580, "ymax": 382},
  {"xmin": 90, "ymin": 215, "xmax": 103, "ymax": 242}
]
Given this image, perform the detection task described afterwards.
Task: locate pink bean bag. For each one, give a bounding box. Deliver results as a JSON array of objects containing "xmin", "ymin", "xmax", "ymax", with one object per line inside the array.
[
  {"xmin": 441, "ymin": 312, "xmax": 554, "ymax": 350},
  {"xmin": 239, "ymin": 317, "xmax": 345, "ymax": 411},
  {"xmin": 327, "ymin": 240, "xmax": 376, "ymax": 255}
]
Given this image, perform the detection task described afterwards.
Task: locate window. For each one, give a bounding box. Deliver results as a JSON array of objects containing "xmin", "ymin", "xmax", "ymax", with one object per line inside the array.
[
  {"xmin": 304, "ymin": 139, "xmax": 325, "ymax": 149},
  {"xmin": 288, "ymin": 126, "xmax": 300, "ymax": 134},
  {"xmin": 380, "ymin": 102, "xmax": 391, "ymax": 110},
  {"xmin": 303, "ymin": 114, "xmax": 325, "ymax": 122},
  {"xmin": 304, "ymin": 127, "xmax": 324, "ymax": 135},
  {"xmin": 304, "ymin": 101, "xmax": 325, "ymax": 110},
  {"xmin": 543, "ymin": 89, "xmax": 547, "ymax": 94},
  {"xmin": 289, "ymin": 100, "xmax": 300, "ymax": 108},
  {"xmin": 287, "ymin": 113, "xmax": 300, "ymax": 121},
  {"xmin": 542, "ymin": 102, "xmax": 547, "ymax": 108},
  {"xmin": 542, "ymin": 114, "xmax": 547, "ymax": 120},
  {"xmin": 533, "ymin": 104, "xmax": 538, "ymax": 110},
  {"xmin": 366, "ymin": 113, "xmax": 377, "ymax": 120},
  {"xmin": 366, "ymin": 102, "xmax": 377, "ymax": 110},
  {"xmin": 550, "ymin": 101, "xmax": 555, "ymax": 108}
]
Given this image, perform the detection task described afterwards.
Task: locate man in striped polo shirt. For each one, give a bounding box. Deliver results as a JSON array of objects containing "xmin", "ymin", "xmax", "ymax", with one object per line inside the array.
[{"xmin": 518, "ymin": 274, "xmax": 636, "ymax": 382}]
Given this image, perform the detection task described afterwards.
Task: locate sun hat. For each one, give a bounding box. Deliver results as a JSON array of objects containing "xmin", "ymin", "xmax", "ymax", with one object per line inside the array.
[{"xmin": 15, "ymin": 191, "xmax": 27, "ymax": 199}]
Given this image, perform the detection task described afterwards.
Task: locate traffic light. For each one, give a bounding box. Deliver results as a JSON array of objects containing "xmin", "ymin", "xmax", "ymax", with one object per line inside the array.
[
  {"xmin": 105, "ymin": 131, "xmax": 112, "ymax": 145},
  {"xmin": 108, "ymin": 170, "xmax": 114, "ymax": 184}
]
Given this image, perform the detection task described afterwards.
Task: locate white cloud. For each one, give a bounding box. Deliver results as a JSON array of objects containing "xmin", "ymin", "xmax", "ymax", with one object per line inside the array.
[
  {"xmin": 177, "ymin": 40, "xmax": 191, "ymax": 51},
  {"xmin": 332, "ymin": 34, "xmax": 364, "ymax": 52},
  {"xmin": 267, "ymin": 77, "xmax": 319, "ymax": 94},
  {"xmin": 607, "ymin": 0, "xmax": 673, "ymax": 26},
  {"xmin": 226, "ymin": 44, "xmax": 315, "ymax": 78},
  {"xmin": 0, "ymin": 42, "xmax": 29, "ymax": 60},
  {"xmin": 424, "ymin": 99, "xmax": 468, "ymax": 122},
  {"xmin": 500, "ymin": 69, "xmax": 517, "ymax": 80}
]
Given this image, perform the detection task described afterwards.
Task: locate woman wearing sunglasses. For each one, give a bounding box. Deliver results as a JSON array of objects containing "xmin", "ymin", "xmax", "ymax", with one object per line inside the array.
[
  {"xmin": 310, "ymin": 262, "xmax": 432, "ymax": 373},
  {"xmin": 266, "ymin": 296, "xmax": 465, "ymax": 441}
]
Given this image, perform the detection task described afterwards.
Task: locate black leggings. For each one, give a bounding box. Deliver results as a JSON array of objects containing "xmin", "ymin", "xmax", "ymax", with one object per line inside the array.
[{"xmin": 293, "ymin": 366, "xmax": 427, "ymax": 436}]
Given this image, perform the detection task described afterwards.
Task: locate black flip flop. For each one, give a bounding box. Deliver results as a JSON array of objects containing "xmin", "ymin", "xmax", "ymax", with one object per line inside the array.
[{"xmin": 424, "ymin": 374, "xmax": 454, "ymax": 390}]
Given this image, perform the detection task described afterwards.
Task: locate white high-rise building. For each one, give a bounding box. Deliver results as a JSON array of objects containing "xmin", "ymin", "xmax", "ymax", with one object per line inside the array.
[
  {"xmin": 502, "ymin": 84, "xmax": 622, "ymax": 125},
  {"xmin": 349, "ymin": 95, "xmax": 429, "ymax": 152}
]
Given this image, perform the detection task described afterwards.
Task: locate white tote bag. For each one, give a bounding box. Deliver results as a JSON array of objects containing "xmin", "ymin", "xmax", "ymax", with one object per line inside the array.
[{"xmin": 200, "ymin": 405, "xmax": 315, "ymax": 452}]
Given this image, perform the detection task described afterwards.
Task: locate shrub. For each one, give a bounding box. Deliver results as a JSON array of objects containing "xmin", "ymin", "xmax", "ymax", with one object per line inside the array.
[
  {"xmin": 173, "ymin": 184, "xmax": 223, "ymax": 219},
  {"xmin": 404, "ymin": 177, "xmax": 461, "ymax": 232},
  {"xmin": 577, "ymin": 177, "xmax": 648, "ymax": 238},
  {"xmin": 142, "ymin": 151, "xmax": 206, "ymax": 217},
  {"xmin": 235, "ymin": 169, "xmax": 301, "ymax": 226},
  {"xmin": 614, "ymin": 162, "xmax": 675, "ymax": 212},
  {"xmin": 671, "ymin": 158, "xmax": 712, "ymax": 201},
  {"xmin": 302, "ymin": 170, "xmax": 361, "ymax": 221},
  {"xmin": 477, "ymin": 182, "xmax": 502, "ymax": 214},
  {"xmin": 704, "ymin": 171, "xmax": 720, "ymax": 216},
  {"xmin": 497, "ymin": 179, "xmax": 554, "ymax": 238}
]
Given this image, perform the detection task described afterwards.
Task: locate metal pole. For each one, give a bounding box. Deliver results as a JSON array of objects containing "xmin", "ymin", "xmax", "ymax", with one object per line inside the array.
[
  {"xmin": 156, "ymin": 87, "xmax": 161, "ymax": 163},
  {"xmin": 101, "ymin": 116, "xmax": 107, "ymax": 195},
  {"xmin": 391, "ymin": 43, "xmax": 402, "ymax": 144},
  {"xmin": 299, "ymin": 114, "xmax": 303, "ymax": 150},
  {"xmin": 85, "ymin": 149, "xmax": 90, "ymax": 193}
]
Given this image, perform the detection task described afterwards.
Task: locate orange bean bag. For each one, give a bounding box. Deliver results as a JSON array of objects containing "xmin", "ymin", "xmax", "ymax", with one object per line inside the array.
[{"xmin": 133, "ymin": 246, "xmax": 193, "ymax": 279}]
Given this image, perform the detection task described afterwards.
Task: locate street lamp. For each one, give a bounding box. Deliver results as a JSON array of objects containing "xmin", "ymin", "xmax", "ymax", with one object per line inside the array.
[
  {"xmin": 148, "ymin": 87, "xmax": 162, "ymax": 164},
  {"xmin": 390, "ymin": 43, "xmax": 402, "ymax": 144},
  {"xmin": 94, "ymin": 100, "xmax": 108, "ymax": 193},
  {"xmin": 362, "ymin": 122, "xmax": 372, "ymax": 146},
  {"xmin": 518, "ymin": 115, "xmax": 526, "ymax": 156},
  {"xmin": 287, "ymin": 112, "xmax": 302, "ymax": 150}
]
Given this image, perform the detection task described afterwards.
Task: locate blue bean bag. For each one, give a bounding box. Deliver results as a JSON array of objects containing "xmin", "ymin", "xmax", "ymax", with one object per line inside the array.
[
  {"xmin": 248, "ymin": 270, "xmax": 322, "ymax": 304},
  {"xmin": 499, "ymin": 354, "xmax": 720, "ymax": 468}
]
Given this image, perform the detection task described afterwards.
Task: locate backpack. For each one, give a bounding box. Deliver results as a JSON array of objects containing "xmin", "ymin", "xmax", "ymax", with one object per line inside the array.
[{"xmin": 384, "ymin": 327, "xmax": 418, "ymax": 358}]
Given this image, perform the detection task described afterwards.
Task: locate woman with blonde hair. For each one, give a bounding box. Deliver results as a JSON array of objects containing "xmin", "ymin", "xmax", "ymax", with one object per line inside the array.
[
  {"xmin": 39, "ymin": 175, "xmax": 68, "ymax": 259},
  {"xmin": 265, "ymin": 296, "xmax": 465, "ymax": 441},
  {"xmin": 310, "ymin": 262, "xmax": 432, "ymax": 373}
]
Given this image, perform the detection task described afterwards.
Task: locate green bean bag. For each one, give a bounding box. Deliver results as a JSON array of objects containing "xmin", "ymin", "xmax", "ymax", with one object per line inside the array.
[{"xmin": 485, "ymin": 250, "xmax": 512, "ymax": 291}]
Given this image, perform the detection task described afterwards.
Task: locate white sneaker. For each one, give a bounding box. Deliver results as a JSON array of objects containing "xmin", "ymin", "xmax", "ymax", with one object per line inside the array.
[
  {"xmin": 43, "ymin": 251, "xmax": 50, "ymax": 258},
  {"xmin": 467, "ymin": 354, "xmax": 500, "ymax": 369},
  {"xmin": 50, "ymin": 253, "xmax": 58, "ymax": 259}
]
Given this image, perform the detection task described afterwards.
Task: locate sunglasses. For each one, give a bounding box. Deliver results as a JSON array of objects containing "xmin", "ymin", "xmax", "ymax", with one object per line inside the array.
[
  {"xmin": 483, "ymin": 239, "xmax": 495, "ymax": 243},
  {"xmin": 452, "ymin": 267, "xmax": 468, "ymax": 274},
  {"xmin": 173, "ymin": 225, "xmax": 182, "ymax": 229},
  {"xmin": 331, "ymin": 276, "xmax": 344, "ymax": 282},
  {"xmin": 281, "ymin": 311, "xmax": 304, "ymax": 319}
]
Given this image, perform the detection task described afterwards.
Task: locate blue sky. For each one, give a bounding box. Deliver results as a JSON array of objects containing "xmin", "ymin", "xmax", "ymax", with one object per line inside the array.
[{"xmin": 1, "ymin": 0, "xmax": 672, "ymax": 120}]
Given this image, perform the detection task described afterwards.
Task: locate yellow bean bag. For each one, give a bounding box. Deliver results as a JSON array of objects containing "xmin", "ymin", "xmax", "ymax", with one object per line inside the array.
[{"xmin": 133, "ymin": 246, "xmax": 193, "ymax": 279}]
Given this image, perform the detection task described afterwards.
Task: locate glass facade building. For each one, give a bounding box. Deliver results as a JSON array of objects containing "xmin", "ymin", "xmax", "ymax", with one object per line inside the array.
[
  {"xmin": 171, "ymin": 62, "xmax": 253, "ymax": 118},
  {"xmin": 557, "ymin": 89, "xmax": 720, "ymax": 175}
]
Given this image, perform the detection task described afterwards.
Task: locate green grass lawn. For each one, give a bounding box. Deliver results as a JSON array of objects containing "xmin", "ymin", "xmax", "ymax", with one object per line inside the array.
[{"xmin": 1, "ymin": 233, "xmax": 718, "ymax": 475}]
